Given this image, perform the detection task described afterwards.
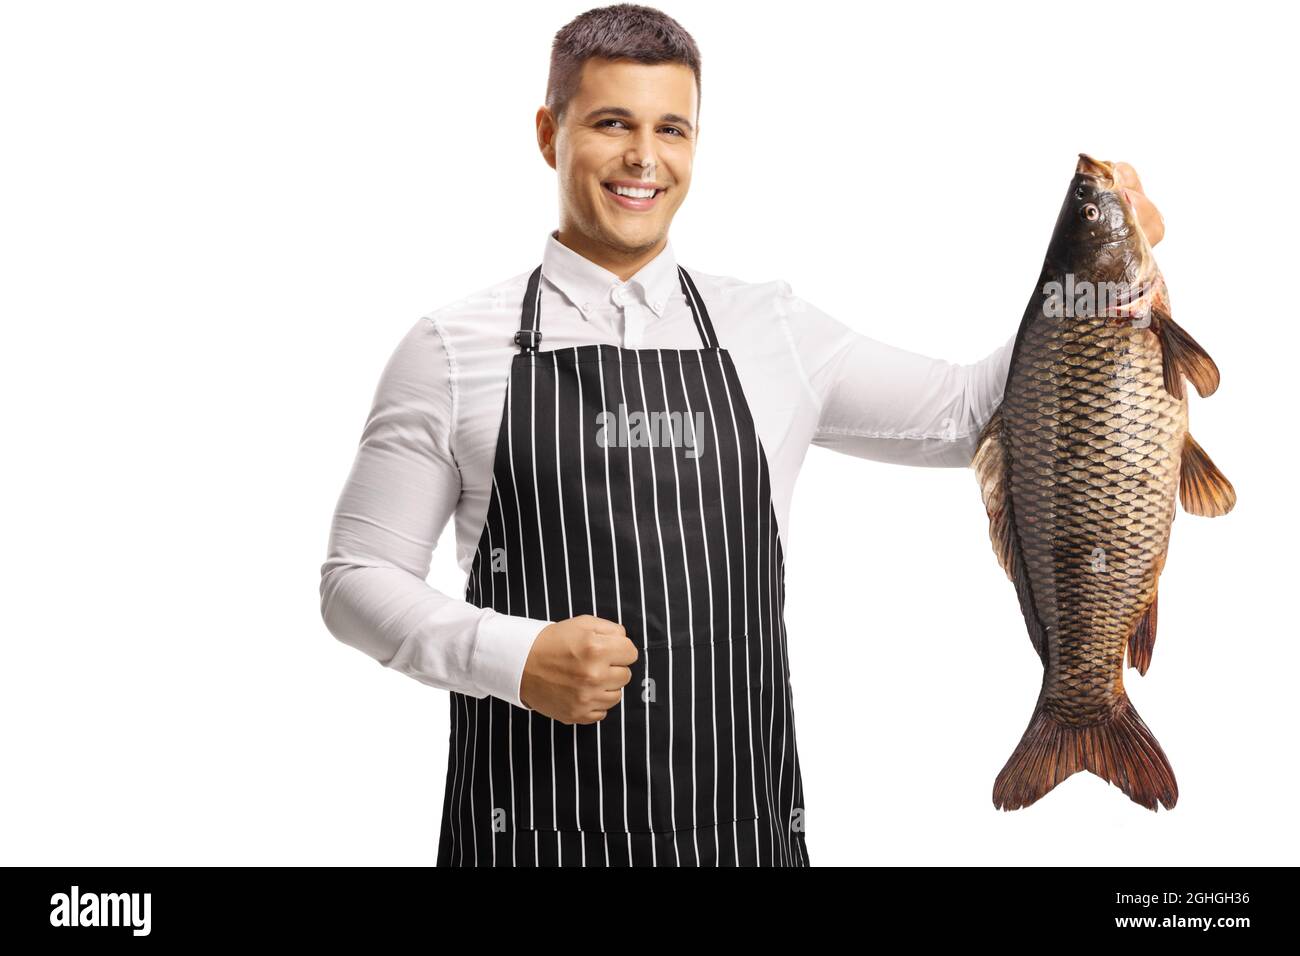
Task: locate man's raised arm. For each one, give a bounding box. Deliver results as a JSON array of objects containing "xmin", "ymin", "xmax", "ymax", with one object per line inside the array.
[{"xmin": 777, "ymin": 283, "xmax": 1016, "ymax": 468}]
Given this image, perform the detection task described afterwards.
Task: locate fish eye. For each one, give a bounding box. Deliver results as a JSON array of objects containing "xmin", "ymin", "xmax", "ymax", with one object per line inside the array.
[{"xmin": 1081, "ymin": 203, "xmax": 1100, "ymax": 222}]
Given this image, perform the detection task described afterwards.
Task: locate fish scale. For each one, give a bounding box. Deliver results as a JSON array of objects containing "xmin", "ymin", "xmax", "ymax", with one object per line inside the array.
[
  {"xmin": 1009, "ymin": 314, "xmax": 1183, "ymax": 726},
  {"xmin": 972, "ymin": 154, "xmax": 1235, "ymax": 811}
]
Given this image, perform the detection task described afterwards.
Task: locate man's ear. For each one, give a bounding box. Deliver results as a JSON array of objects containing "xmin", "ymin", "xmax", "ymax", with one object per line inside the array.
[{"xmin": 536, "ymin": 106, "xmax": 558, "ymax": 171}]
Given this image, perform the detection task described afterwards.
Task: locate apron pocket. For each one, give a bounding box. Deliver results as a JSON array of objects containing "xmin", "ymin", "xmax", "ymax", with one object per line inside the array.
[{"xmin": 513, "ymin": 632, "xmax": 764, "ymax": 834}]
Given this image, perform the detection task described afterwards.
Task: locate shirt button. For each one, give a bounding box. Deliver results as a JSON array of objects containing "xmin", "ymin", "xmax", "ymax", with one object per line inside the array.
[{"xmin": 611, "ymin": 287, "xmax": 627, "ymax": 306}]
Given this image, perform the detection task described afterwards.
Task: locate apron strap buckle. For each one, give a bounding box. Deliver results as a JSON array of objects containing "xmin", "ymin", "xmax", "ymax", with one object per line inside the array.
[{"xmin": 514, "ymin": 328, "xmax": 543, "ymax": 352}]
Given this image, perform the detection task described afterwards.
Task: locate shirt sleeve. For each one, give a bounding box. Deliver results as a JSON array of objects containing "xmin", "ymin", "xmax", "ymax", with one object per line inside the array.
[
  {"xmin": 776, "ymin": 283, "xmax": 1016, "ymax": 467},
  {"xmin": 319, "ymin": 315, "xmax": 552, "ymax": 709}
]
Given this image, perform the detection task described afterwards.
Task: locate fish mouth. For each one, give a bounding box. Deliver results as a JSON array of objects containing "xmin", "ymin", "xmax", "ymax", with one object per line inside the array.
[{"xmin": 1076, "ymin": 153, "xmax": 1115, "ymax": 184}]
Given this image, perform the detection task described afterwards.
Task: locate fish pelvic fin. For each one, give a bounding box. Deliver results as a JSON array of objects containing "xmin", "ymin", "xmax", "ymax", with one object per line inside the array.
[
  {"xmin": 972, "ymin": 407, "xmax": 1048, "ymax": 663},
  {"xmin": 1154, "ymin": 305, "xmax": 1221, "ymax": 400},
  {"xmin": 993, "ymin": 695, "xmax": 1178, "ymax": 812},
  {"xmin": 1179, "ymin": 432, "xmax": 1236, "ymax": 516}
]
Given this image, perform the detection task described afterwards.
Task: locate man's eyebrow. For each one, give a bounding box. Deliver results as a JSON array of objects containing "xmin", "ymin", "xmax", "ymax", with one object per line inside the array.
[{"xmin": 581, "ymin": 106, "xmax": 694, "ymax": 133}]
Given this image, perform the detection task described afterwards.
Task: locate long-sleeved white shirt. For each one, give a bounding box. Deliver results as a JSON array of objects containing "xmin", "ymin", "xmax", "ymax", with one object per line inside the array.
[{"xmin": 320, "ymin": 229, "xmax": 1014, "ymax": 710}]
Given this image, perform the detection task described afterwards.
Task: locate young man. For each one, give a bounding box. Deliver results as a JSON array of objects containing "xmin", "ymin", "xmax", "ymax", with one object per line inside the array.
[{"xmin": 319, "ymin": 3, "xmax": 1165, "ymax": 867}]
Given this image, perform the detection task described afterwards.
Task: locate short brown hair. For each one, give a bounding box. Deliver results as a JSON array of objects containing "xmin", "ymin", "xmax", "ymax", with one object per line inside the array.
[{"xmin": 546, "ymin": 4, "xmax": 702, "ymax": 125}]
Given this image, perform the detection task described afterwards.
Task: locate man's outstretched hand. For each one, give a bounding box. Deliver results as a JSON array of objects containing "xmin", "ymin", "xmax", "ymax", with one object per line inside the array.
[
  {"xmin": 519, "ymin": 614, "xmax": 638, "ymax": 724},
  {"xmin": 1112, "ymin": 161, "xmax": 1165, "ymax": 247}
]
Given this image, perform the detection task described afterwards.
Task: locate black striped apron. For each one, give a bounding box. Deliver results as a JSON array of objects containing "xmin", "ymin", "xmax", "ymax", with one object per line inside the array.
[{"xmin": 436, "ymin": 264, "xmax": 808, "ymax": 866}]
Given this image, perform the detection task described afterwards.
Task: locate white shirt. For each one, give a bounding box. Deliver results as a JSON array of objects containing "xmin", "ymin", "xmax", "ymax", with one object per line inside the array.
[{"xmin": 320, "ymin": 230, "xmax": 1014, "ymax": 710}]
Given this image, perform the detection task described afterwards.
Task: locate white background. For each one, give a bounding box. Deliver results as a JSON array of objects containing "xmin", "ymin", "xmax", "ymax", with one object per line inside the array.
[{"xmin": 2, "ymin": 0, "xmax": 1295, "ymax": 866}]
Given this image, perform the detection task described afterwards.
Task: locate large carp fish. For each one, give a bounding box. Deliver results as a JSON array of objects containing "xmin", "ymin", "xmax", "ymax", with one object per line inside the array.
[{"xmin": 972, "ymin": 154, "xmax": 1235, "ymax": 812}]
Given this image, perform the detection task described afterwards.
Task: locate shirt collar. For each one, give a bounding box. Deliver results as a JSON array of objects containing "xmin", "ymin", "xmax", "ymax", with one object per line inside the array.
[{"xmin": 541, "ymin": 229, "xmax": 679, "ymax": 320}]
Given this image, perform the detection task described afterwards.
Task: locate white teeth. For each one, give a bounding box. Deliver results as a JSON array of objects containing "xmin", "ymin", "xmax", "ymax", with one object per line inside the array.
[{"xmin": 609, "ymin": 184, "xmax": 657, "ymax": 199}]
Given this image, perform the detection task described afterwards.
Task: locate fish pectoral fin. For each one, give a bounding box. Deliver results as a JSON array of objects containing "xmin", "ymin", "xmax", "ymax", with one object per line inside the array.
[
  {"xmin": 972, "ymin": 407, "xmax": 1049, "ymax": 663},
  {"xmin": 1179, "ymin": 432, "xmax": 1237, "ymax": 516},
  {"xmin": 1154, "ymin": 308, "xmax": 1221, "ymax": 400}
]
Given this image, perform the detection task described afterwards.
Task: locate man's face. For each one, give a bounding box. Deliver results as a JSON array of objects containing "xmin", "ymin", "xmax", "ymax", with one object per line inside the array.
[{"xmin": 540, "ymin": 57, "xmax": 698, "ymax": 256}]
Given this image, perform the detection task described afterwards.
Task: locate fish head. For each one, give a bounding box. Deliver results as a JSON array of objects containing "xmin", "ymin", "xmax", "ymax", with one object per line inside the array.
[{"xmin": 1046, "ymin": 153, "xmax": 1148, "ymax": 280}]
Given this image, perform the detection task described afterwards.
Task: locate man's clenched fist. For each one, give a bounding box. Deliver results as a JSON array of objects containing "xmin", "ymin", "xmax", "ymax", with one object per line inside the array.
[{"xmin": 519, "ymin": 615, "xmax": 638, "ymax": 724}]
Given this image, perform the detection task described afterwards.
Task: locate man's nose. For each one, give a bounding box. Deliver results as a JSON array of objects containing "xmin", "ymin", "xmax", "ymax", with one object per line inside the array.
[
  {"xmin": 633, "ymin": 159, "xmax": 657, "ymax": 183},
  {"xmin": 624, "ymin": 132, "xmax": 659, "ymax": 182}
]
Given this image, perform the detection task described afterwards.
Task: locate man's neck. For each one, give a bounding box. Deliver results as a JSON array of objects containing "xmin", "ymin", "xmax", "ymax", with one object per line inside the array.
[{"xmin": 554, "ymin": 228, "xmax": 665, "ymax": 283}]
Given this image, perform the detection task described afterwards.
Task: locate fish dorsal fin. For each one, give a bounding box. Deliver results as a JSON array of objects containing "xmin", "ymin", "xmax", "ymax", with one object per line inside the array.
[
  {"xmin": 972, "ymin": 410, "xmax": 1014, "ymax": 579},
  {"xmin": 972, "ymin": 407, "xmax": 1048, "ymax": 663}
]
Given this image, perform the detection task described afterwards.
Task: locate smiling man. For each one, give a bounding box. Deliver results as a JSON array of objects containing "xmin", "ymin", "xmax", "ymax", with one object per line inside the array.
[{"xmin": 319, "ymin": 3, "xmax": 1165, "ymax": 868}]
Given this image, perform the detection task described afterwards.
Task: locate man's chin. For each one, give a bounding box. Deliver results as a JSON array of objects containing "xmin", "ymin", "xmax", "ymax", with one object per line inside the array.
[{"xmin": 600, "ymin": 222, "xmax": 666, "ymax": 255}]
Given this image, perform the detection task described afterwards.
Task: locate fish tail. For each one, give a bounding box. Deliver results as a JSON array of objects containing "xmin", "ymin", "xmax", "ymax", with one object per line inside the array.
[{"xmin": 993, "ymin": 695, "xmax": 1178, "ymax": 811}]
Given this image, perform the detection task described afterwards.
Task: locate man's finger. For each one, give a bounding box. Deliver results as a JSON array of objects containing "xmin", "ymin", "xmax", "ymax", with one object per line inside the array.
[
  {"xmin": 1124, "ymin": 187, "xmax": 1165, "ymax": 247},
  {"xmin": 589, "ymin": 616, "xmax": 626, "ymax": 635},
  {"xmin": 1112, "ymin": 160, "xmax": 1145, "ymax": 194}
]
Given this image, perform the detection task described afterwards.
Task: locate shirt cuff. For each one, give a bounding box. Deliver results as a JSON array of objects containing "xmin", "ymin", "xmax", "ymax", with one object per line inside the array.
[{"xmin": 469, "ymin": 609, "xmax": 551, "ymax": 710}]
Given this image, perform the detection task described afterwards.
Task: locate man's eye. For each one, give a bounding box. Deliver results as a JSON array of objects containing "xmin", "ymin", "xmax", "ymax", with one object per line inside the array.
[{"xmin": 595, "ymin": 119, "xmax": 683, "ymax": 136}]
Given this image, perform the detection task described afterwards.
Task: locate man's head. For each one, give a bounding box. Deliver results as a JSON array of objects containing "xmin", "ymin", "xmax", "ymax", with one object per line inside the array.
[{"xmin": 538, "ymin": 4, "xmax": 702, "ymax": 264}]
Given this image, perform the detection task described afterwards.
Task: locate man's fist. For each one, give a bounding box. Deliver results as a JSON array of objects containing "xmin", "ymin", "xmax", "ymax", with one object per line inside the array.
[
  {"xmin": 519, "ymin": 614, "xmax": 638, "ymax": 724},
  {"xmin": 1112, "ymin": 161, "xmax": 1165, "ymax": 247}
]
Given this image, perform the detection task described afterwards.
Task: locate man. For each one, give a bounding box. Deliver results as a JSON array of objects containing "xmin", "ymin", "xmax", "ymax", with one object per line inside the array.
[{"xmin": 319, "ymin": 3, "xmax": 1165, "ymax": 867}]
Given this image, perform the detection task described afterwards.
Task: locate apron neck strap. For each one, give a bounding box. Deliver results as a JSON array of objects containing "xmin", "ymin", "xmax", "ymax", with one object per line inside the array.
[
  {"xmin": 676, "ymin": 264, "xmax": 719, "ymax": 349},
  {"xmin": 515, "ymin": 263, "xmax": 720, "ymax": 353}
]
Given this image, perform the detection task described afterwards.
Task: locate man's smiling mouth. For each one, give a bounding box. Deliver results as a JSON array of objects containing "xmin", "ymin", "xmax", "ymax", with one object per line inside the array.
[
  {"xmin": 602, "ymin": 180, "xmax": 666, "ymax": 210},
  {"xmin": 603, "ymin": 182, "xmax": 664, "ymax": 198}
]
